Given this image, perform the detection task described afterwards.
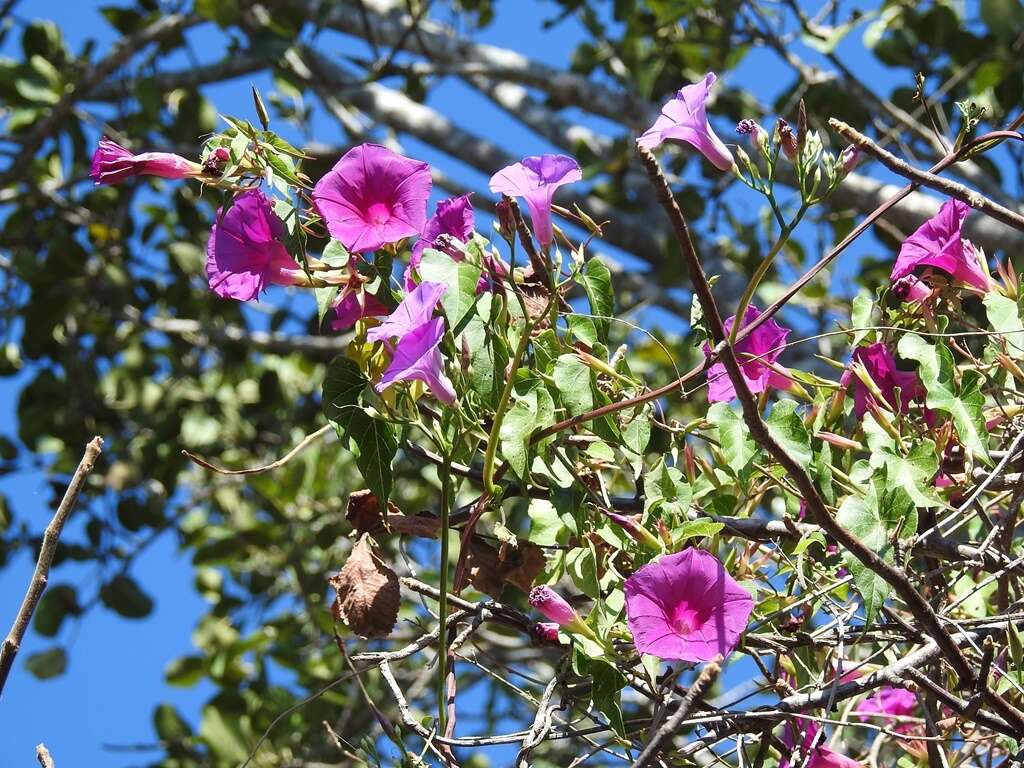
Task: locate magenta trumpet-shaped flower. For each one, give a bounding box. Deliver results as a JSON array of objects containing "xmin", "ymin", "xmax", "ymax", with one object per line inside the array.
[
  {"xmin": 91, "ymin": 138, "xmax": 202, "ymax": 185},
  {"xmin": 313, "ymin": 143, "xmax": 432, "ymax": 253},
  {"xmin": 489, "ymin": 154, "xmax": 581, "ymax": 248},
  {"xmin": 367, "ymin": 282, "xmax": 446, "ymax": 344},
  {"xmin": 368, "ymin": 282, "xmax": 455, "ymax": 404},
  {"xmin": 891, "ymin": 198, "xmax": 989, "ymax": 292},
  {"xmin": 639, "ymin": 73, "xmax": 735, "ymax": 171},
  {"xmin": 205, "ymin": 190, "xmax": 306, "ymax": 302},
  {"xmin": 376, "ymin": 317, "xmax": 456, "ymax": 405},
  {"xmin": 624, "ymin": 548, "xmax": 753, "ymax": 662},
  {"xmin": 857, "ymin": 686, "xmax": 917, "ymax": 733},
  {"xmin": 839, "ymin": 342, "xmax": 925, "ymax": 419},
  {"xmin": 781, "ymin": 721, "xmax": 859, "ymax": 768},
  {"xmin": 703, "ymin": 305, "xmax": 791, "ymax": 403},
  {"xmin": 405, "ymin": 194, "xmax": 476, "ymax": 289}
]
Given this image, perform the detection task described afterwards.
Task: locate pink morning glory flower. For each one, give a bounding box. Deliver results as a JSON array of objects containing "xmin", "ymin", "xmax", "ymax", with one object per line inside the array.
[
  {"xmin": 839, "ymin": 342, "xmax": 925, "ymax": 419},
  {"xmin": 529, "ymin": 586, "xmax": 579, "ymax": 626},
  {"xmin": 489, "ymin": 154, "xmax": 582, "ymax": 248},
  {"xmin": 781, "ymin": 721, "xmax": 859, "ymax": 768},
  {"xmin": 366, "ymin": 282, "xmax": 446, "ymax": 345},
  {"xmin": 205, "ymin": 189, "xmax": 306, "ymax": 302},
  {"xmin": 857, "ymin": 686, "xmax": 918, "ymax": 733},
  {"xmin": 703, "ymin": 306, "xmax": 791, "ymax": 403},
  {"xmin": 890, "ymin": 199, "xmax": 989, "ymax": 292},
  {"xmin": 375, "ymin": 317, "xmax": 456, "ymax": 405},
  {"xmin": 405, "ymin": 194, "xmax": 475, "ymax": 290},
  {"xmin": 624, "ymin": 548, "xmax": 753, "ymax": 662},
  {"xmin": 90, "ymin": 137, "xmax": 202, "ymax": 185},
  {"xmin": 331, "ymin": 290, "xmax": 389, "ymax": 331},
  {"xmin": 638, "ymin": 73, "xmax": 735, "ymax": 172},
  {"xmin": 313, "ymin": 143, "xmax": 432, "ymax": 253}
]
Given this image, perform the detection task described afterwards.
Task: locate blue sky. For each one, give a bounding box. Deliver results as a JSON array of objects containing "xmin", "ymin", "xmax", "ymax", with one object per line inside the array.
[{"xmin": 0, "ymin": 1, "xmax": 977, "ymax": 765}]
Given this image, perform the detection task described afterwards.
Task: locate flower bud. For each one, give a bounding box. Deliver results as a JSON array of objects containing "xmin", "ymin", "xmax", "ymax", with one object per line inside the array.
[
  {"xmin": 605, "ymin": 511, "xmax": 663, "ymax": 552},
  {"xmin": 495, "ymin": 197, "xmax": 515, "ymax": 244},
  {"xmin": 528, "ymin": 586, "xmax": 579, "ymax": 626},
  {"xmin": 892, "ymin": 274, "xmax": 930, "ymax": 302},
  {"xmin": 736, "ymin": 119, "xmax": 769, "ymax": 158},
  {"xmin": 776, "ymin": 118, "xmax": 798, "ymax": 160},
  {"xmin": 814, "ymin": 431, "xmax": 863, "ymax": 451},
  {"xmin": 839, "ymin": 144, "xmax": 861, "ymax": 175},
  {"xmin": 797, "ymin": 99, "xmax": 808, "ymax": 153},
  {"xmin": 532, "ymin": 622, "xmax": 562, "ymax": 644},
  {"xmin": 203, "ymin": 146, "xmax": 230, "ymax": 176}
]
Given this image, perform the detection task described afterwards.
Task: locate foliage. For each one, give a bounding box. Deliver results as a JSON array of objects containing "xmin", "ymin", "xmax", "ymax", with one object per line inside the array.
[{"xmin": 2, "ymin": 1, "xmax": 1024, "ymax": 767}]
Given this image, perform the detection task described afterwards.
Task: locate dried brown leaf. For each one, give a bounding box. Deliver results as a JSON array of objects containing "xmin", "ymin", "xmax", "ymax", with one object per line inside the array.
[
  {"xmin": 465, "ymin": 538, "xmax": 547, "ymax": 598},
  {"xmin": 329, "ymin": 534, "xmax": 400, "ymax": 638},
  {"xmin": 346, "ymin": 489, "xmax": 440, "ymax": 539}
]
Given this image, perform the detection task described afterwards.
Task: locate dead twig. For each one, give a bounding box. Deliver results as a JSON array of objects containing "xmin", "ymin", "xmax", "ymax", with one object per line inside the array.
[{"xmin": 0, "ymin": 437, "xmax": 103, "ymax": 698}]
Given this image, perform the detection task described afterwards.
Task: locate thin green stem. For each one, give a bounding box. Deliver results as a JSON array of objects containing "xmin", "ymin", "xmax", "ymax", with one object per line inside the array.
[
  {"xmin": 437, "ymin": 451, "xmax": 453, "ymax": 733},
  {"xmin": 729, "ymin": 205, "xmax": 807, "ymax": 345},
  {"xmin": 481, "ymin": 320, "xmax": 533, "ymax": 495}
]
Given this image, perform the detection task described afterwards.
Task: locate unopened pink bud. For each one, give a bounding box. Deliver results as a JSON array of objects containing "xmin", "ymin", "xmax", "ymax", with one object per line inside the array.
[
  {"xmin": 815, "ymin": 431, "xmax": 863, "ymax": 451},
  {"xmin": 528, "ymin": 586, "xmax": 578, "ymax": 626},
  {"xmin": 90, "ymin": 138, "xmax": 201, "ymax": 185},
  {"xmin": 606, "ymin": 511, "xmax": 662, "ymax": 551},
  {"xmin": 840, "ymin": 144, "xmax": 861, "ymax": 174},
  {"xmin": 532, "ymin": 622, "xmax": 561, "ymax": 643}
]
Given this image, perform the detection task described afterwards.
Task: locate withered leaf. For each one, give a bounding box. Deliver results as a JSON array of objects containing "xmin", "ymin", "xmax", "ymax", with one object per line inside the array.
[
  {"xmin": 329, "ymin": 534, "xmax": 400, "ymax": 638},
  {"xmin": 346, "ymin": 489, "xmax": 440, "ymax": 539},
  {"xmin": 465, "ymin": 538, "xmax": 547, "ymax": 598},
  {"xmin": 346, "ymin": 489, "xmax": 394, "ymax": 536}
]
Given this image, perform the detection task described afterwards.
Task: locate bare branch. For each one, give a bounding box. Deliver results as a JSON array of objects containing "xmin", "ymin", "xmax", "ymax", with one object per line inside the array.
[{"xmin": 0, "ymin": 437, "xmax": 103, "ymax": 697}]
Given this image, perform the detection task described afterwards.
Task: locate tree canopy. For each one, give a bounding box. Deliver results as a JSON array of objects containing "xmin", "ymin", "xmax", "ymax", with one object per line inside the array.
[{"xmin": 2, "ymin": 1, "xmax": 1024, "ymax": 766}]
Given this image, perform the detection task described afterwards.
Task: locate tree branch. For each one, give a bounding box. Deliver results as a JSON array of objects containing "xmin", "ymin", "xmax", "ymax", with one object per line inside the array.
[{"xmin": 0, "ymin": 437, "xmax": 103, "ymax": 698}]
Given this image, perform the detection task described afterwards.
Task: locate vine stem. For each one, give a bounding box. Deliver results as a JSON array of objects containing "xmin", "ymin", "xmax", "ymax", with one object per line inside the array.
[
  {"xmin": 728, "ymin": 205, "xmax": 807, "ymax": 345},
  {"xmin": 481, "ymin": 318, "xmax": 533, "ymax": 495},
  {"xmin": 437, "ymin": 452, "xmax": 453, "ymax": 733}
]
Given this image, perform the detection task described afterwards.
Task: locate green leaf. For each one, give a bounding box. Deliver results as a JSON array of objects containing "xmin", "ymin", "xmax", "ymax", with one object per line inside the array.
[
  {"xmin": 673, "ymin": 519, "xmax": 724, "ymax": 543},
  {"xmin": 33, "ymin": 584, "xmax": 79, "ymax": 637},
  {"xmin": 836, "ymin": 482, "xmax": 916, "ymax": 625},
  {"xmin": 24, "ymin": 646, "xmax": 66, "ymax": 679},
  {"xmin": 622, "ymin": 411, "xmax": 651, "ymax": 457},
  {"xmin": 590, "ymin": 660, "xmax": 626, "ymax": 736},
  {"xmin": 200, "ymin": 705, "xmax": 253, "ymax": 762},
  {"xmin": 850, "ymin": 291, "xmax": 874, "ymax": 346},
  {"xmin": 897, "ymin": 334, "xmax": 990, "ymax": 463},
  {"xmin": 528, "ymin": 499, "xmax": 565, "ymax": 546},
  {"xmin": 322, "ymin": 357, "xmax": 398, "ymax": 501},
  {"xmin": 984, "ymin": 293, "xmax": 1024, "ymax": 355},
  {"xmin": 553, "ymin": 355, "xmax": 595, "ymax": 417},
  {"xmin": 874, "ymin": 440, "xmax": 942, "ymax": 509},
  {"xmin": 166, "ymin": 655, "xmax": 206, "ymax": 687},
  {"xmin": 765, "ymin": 399, "xmax": 812, "ymax": 466},
  {"xmin": 566, "ymin": 546, "xmax": 599, "ymax": 598},
  {"xmin": 418, "ymin": 248, "xmax": 481, "ymax": 332},
  {"xmin": 644, "ymin": 457, "xmax": 692, "ymax": 516},
  {"xmin": 708, "ymin": 402, "xmax": 756, "ymax": 475},
  {"xmin": 99, "ymin": 575, "xmax": 154, "ymax": 619},
  {"xmin": 459, "ymin": 293, "xmax": 507, "ymax": 407},
  {"xmin": 581, "ymin": 258, "xmax": 613, "ymax": 342},
  {"xmin": 314, "ymin": 286, "xmax": 339, "ymax": 329},
  {"xmin": 499, "ymin": 386, "xmax": 555, "ymax": 481},
  {"xmin": 154, "ymin": 703, "xmax": 193, "ymax": 742}
]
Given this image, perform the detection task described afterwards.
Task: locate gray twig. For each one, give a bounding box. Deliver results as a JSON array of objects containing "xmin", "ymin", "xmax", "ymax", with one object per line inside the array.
[{"xmin": 0, "ymin": 437, "xmax": 103, "ymax": 698}]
